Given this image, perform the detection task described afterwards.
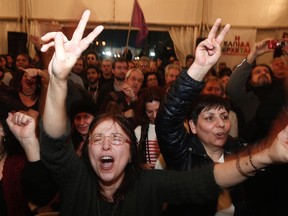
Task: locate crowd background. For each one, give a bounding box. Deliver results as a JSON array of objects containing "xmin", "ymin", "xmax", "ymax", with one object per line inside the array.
[{"xmin": 1, "ymin": 14, "xmax": 288, "ymax": 215}]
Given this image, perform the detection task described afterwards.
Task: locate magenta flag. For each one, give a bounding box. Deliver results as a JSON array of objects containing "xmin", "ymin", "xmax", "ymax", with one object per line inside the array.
[{"xmin": 131, "ymin": 0, "xmax": 148, "ymax": 45}]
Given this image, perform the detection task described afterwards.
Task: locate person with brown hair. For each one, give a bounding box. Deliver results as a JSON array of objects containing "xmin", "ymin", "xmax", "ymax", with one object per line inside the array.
[{"xmin": 134, "ymin": 86, "xmax": 165, "ymax": 169}]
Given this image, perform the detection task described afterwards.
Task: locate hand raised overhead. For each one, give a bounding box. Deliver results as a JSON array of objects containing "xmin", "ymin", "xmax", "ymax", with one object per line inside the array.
[
  {"xmin": 6, "ymin": 111, "xmax": 40, "ymax": 162},
  {"xmin": 187, "ymin": 18, "xmax": 230, "ymax": 81},
  {"xmin": 40, "ymin": 10, "xmax": 104, "ymax": 80},
  {"xmin": 194, "ymin": 18, "xmax": 230, "ymax": 68}
]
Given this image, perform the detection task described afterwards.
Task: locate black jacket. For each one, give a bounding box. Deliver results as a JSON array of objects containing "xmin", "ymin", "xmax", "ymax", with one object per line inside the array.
[{"xmin": 155, "ymin": 71, "xmax": 247, "ymax": 216}]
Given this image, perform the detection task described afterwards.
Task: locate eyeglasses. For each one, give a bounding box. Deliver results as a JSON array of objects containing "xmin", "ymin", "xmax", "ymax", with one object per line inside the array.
[
  {"xmin": 89, "ymin": 133, "xmax": 130, "ymax": 145},
  {"xmin": 139, "ymin": 63, "xmax": 149, "ymax": 67}
]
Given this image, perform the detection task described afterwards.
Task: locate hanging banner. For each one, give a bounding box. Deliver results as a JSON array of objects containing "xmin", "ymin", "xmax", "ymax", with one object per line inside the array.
[{"xmin": 217, "ymin": 28, "xmax": 257, "ymax": 71}]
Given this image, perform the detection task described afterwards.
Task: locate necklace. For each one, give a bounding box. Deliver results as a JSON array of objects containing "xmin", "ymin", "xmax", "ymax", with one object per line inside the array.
[
  {"xmin": 96, "ymin": 196, "xmax": 120, "ymax": 216},
  {"xmin": 20, "ymin": 90, "xmax": 36, "ymax": 97}
]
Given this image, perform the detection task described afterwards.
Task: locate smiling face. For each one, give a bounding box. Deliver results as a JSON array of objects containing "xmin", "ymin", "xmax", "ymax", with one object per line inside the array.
[
  {"xmin": 189, "ymin": 107, "xmax": 231, "ymax": 150},
  {"xmin": 74, "ymin": 112, "xmax": 94, "ymax": 136},
  {"xmin": 88, "ymin": 119, "xmax": 131, "ymax": 186}
]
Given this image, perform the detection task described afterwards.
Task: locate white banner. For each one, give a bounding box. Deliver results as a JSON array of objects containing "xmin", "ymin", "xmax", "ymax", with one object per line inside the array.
[{"xmin": 217, "ymin": 28, "xmax": 257, "ymax": 71}]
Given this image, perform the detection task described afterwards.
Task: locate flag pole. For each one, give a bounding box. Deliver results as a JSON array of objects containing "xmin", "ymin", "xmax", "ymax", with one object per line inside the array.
[{"xmin": 125, "ymin": 0, "xmax": 136, "ymax": 49}]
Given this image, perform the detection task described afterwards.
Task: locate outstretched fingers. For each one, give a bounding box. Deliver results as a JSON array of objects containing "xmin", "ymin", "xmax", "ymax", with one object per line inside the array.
[
  {"xmin": 216, "ymin": 23, "xmax": 230, "ymax": 44},
  {"xmin": 207, "ymin": 18, "xmax": 230, "ymax": 45},
  {"xmin": 79, "ymin": 25, "xmax": 104, "ymax": 51},
  {"xmin": 41, "ymin": 41, "xmax": 55, "ymax": 52},
  {"xmin": 40, "ymin": 32, "xmax": 68, "ymax": 52},
  {"xmin": 207, "ymin": 18, "xmax": 222, "ymax": 40},
  {"xmin": 71, "ymin": 10, "xmax": 91, "ymax": 43},
  {"xmin": 54, "ymin": 32, "xmax": 67, "ymax": 62}
]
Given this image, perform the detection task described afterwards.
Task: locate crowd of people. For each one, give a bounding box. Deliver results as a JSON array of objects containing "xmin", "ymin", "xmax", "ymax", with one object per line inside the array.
[{"xmin": 1, "ymin": 9, "xmax": 288, "ymax": 216}]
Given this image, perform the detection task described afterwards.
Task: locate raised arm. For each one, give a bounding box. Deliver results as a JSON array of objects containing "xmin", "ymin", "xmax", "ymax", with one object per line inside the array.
[
  {"xmin": 246, "ymin": 38, "xmax": 272, "ymax": 64},
  {"xmin": 156, "ymin": 19, "xmax": 230, "ymax": 169},
  {"xmin": 187, "ymin": 18, "xmax": 230, "ymax": 81},
  {"xmin": 6, "ymin": 111, "xmax": 40, "ymax": 161},
  {"xmin": 214, "ymin": 123, "xmax": 288, "ymax": 188},
  {"xmin": 227, "ymin": 38, "xmax": 273, "ymax": 96},
  {"xmin": 41, "ymin": 10, "xmax": 103, "ymax": 138}
]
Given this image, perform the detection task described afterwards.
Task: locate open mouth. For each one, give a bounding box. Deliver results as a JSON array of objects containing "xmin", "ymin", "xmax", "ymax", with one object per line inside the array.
[
  {"xmin": 216, "ymin": 132, "xmax": 225, "ymax": 138},
  {"xmin": 100, "ymin": 156, "xmax": 114, "ymax": 170}
]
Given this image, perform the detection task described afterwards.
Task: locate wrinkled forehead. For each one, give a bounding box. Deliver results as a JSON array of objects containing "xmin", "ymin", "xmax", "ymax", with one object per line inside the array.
[{"xmin": 92, "ymin": 119, "xmax": 124, "ymax": 135}]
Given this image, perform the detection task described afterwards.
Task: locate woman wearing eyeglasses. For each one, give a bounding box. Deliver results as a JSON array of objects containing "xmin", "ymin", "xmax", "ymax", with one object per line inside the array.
[{"xmin": 39, "ymin": 10, "xmax": 288, "ymax": 216}]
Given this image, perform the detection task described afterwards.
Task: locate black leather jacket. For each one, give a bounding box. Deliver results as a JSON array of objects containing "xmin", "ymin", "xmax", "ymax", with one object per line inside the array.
[{"xmin": 155, "ymin": 71, "xmax": 247, "ymax": 216}]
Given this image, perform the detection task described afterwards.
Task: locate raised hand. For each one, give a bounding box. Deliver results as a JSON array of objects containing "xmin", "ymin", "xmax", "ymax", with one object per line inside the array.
[
  {"xmin": 40, "ymin": 10, "xmax": 104, "ymax": 81},
  {"xmin": 120, "ymin": 83, "xmax": 137, "ymax": 101},
  {"xmin": 19, "ymin": 67, "xmax": 38, "ymax": 78},
  {"xmin": 6, "ymin": 112, "xmax": 40, "ymax": 161},
  {"xmin": 29, "ymin": 35, "xmax": 42, "ymax": 50},
  {"xmin": 187, "ymin": 18, "xmax": 230, "ymax": 81},
  {"xmin": 19, "ymin": 67, "xmax": 49, "ymax": 83},
  {"xmin": 247, "ymin": 38, "xmax": 273, "ymax": 63},
  {"xmin": 42, "ymin": 10, "xmax": 104, "ymax": 138},
  {"xmin": 6, "ymin": 112, "xmax": 37, "ymax": 144},
  {"xmin": 194, "ymin": 18, "xmax": 230, "ymax": 69}
]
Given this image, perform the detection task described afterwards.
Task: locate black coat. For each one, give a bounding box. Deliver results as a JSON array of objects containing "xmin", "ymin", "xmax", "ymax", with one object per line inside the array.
[{"xmin": 155, "ymin": 71, "xmax": 248, "ymax": 216}]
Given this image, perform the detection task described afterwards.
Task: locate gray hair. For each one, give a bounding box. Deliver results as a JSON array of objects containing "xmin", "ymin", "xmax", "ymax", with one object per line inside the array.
[{"xmin": 165, "ymin": 63, "xmax": 182, "ymax": 77}]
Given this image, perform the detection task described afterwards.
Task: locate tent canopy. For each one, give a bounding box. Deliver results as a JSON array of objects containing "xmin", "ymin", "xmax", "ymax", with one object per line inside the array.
[
  {"xmin": 1, "ymin": 0, "xmax": 288, "ymax": 28},
  {"xmin": 1, "ymin": 0, "xmax": 288, "ymax": 68}
]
